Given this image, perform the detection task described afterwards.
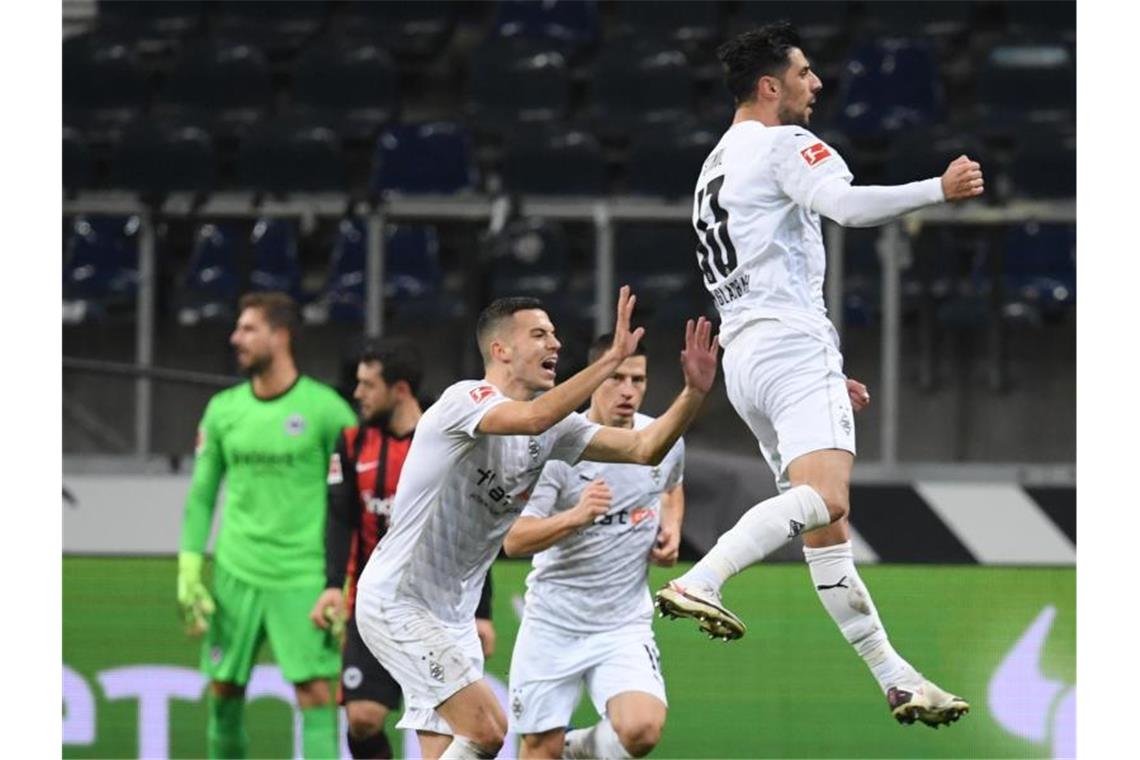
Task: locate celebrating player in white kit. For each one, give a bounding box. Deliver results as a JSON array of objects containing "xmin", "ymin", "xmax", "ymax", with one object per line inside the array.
[
  {"xmin": 655, "ymin": 22, "xmax": 982, "ymax": 728},
  {"xmin": 503, "ymin": 336, "xmax": 684, "ymax": 759},
  {"xmin": 355, "ymin": 288, "xmax": 718, "ymax": 759}
]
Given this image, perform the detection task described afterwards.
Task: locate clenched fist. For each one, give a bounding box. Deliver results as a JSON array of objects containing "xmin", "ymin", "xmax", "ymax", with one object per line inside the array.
[{"xmin": 941, "ymin": 154, "xmax": 984, "ymax": 201}]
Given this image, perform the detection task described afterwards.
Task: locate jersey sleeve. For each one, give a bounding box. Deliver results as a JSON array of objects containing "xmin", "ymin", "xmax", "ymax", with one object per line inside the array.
[
  {"xmin": 520, "ymin": 462, "xmax": 567, "ymax": 518},
  {"xmin": 773, "ymin": 129, "xmax": 854, "ymax": 210},
  {"xmin": 324, "ymin": 429, "xmax": 360, "ymax": 589},
  {"xmin": 180, "ymin": 395, "xmax": 225, "ymax": 554},
  {"xmin": 440, "ymin": 382, "xmax": 512, "ymax": 439},
  {"xmin": 548, "ymin": 414, "xmax": 602, "ymax": 465},
  {"xmin": 664, "ymin": 436, "xmax": 685, "ymax": 489}
]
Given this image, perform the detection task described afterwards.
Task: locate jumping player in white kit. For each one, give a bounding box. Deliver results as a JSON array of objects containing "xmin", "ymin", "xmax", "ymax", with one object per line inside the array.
[
  {"xmin": 354, "ymin": 288, "xmax": 718, "ymax": 760},
  {"xmin": 654, "ymin": 22, "xmax": 983, "ymax": 728},
  {"xmin": 503, "ymin": 335, "xmax": 684, "ymax": 759}
]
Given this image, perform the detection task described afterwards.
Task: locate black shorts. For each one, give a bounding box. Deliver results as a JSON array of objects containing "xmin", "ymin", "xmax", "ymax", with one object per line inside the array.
[{"xmin": 338, "ymin": 616, "xmax": 402, "ymax": 709}]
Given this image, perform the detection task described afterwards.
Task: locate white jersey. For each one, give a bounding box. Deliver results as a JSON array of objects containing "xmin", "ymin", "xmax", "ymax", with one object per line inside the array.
[
  {"xmin": 520, "ymin": 412, "xmax": 685, "ymax": 634},
  {"xmin": 692, "ymin": 121, "xmax": 853, "ymax": 348},
  {"xmin": 356, "ymin": 380, "xmax": 600, "ymax": 626}
]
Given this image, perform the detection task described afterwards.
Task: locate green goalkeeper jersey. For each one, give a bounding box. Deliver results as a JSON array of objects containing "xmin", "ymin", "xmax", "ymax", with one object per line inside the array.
[{"xmin": 180, "ymin": 375, "xmax": 357, "ymax": 589}]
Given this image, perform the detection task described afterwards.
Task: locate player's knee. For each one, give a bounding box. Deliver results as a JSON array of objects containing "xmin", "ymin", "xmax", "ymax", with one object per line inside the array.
[
  {"xmin": 802, "ymin": 483, "xmax": 848, "ymax": 522},
  {"xmin": 346, "ymin": 701, "xmax": 388, "ymax": 738},
  {"xmin": 613, "ymin": 716, "xmax": 663, "ymax": 757},
  {"xmin": 468, "ymin": 721, "xmax": 506, "ymax": 755}
]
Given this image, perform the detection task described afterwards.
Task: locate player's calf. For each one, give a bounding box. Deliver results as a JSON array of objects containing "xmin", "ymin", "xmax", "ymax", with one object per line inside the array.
[{"xmin": 346, "ymin": 701, "xmax": 392, "ymax": 758}]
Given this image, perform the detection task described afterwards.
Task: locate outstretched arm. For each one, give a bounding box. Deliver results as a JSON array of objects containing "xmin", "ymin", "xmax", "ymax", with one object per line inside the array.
[
  {"xmin": 583, "ymin": 318, "xmax": 717, "ymax": 466},
  {"xmin": 811, "ymin": 155, "xmax": 984, "ymax": 228},
  {"xmin": 477, "ymin": 286, "xmax": 646, "ymax": 436}
]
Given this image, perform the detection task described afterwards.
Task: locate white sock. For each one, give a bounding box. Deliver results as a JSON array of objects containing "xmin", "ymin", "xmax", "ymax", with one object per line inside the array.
[
  {"xmin": 563, "ymin": 719, "xmax": 631, "ymax": 760},
  {"xmin": 804, "ymin": 541, "xmax": 920, "ymax": 693},
  {"xmin": 680, "ymin": 485, "xmax": 831, "ymax": 590},
  {"xmin": 439, "ymin": 735, "xmax": 496, "ymax": 760}
]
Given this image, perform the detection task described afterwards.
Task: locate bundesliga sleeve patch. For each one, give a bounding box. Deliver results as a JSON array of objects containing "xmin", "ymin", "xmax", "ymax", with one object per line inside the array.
[
  {"xmin": 327, "ymin": 452, "xmax": 343, "ymax": 485},
  {"xmin": 800, "ymin": 142, "xmax": 832, "ymax": 167},
  {"xmin": 469, "ymin": 384, "xmax": 496, "ymax": 404}
]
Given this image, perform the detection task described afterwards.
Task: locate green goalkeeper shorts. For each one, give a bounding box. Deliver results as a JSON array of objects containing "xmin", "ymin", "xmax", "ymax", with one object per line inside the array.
[{"xmin": 201, "ymin": 563, "xmax": 340, "ymax": 686}]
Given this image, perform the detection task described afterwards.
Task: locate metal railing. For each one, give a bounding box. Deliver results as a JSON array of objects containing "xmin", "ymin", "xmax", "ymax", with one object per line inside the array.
[{"xmin": 63, "ymin": 191, "xmax": 1075, "ymax": 461}]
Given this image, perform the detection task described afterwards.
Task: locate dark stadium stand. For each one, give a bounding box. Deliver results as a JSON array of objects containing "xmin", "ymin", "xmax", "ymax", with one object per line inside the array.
[
  {"xmin": 834, "ymin": 38, "xmax": 944, "ymax": 136},
  {"xmin": 234, "ymin": 120, "xmax": 345, "ymax": 195},
  {"xmin": 110, "ymin": 119, "xmax": 215, "ymax": 197},
  {"xmin": 468, "ymin": 39, "xmax": 571, "ymax": 135},
  {"xmin": 248, "ymin": 219, "xmax": 302, "ymax": 299},
  {"xmin": 63, "ymin": 216, "xmax": 140, "ymax": 324},
  {"xmin": 500, "ymin": 127, "xmax": 608, "ymax": 196},
  {"xmin": 177, "ymin": 222, "xmax": 241, "ymax": 326},
  {"xmin": 370, "ymin": 122, "xmax": 476, "ymax": 195}
]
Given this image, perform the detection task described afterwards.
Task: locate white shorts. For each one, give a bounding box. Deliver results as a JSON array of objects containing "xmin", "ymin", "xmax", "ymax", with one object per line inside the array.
[
  {"xmin": 507, "ymin": 619, "xmax": 666, "ymax": 736},
  {"xmin": 723, "ymin": 319, "xmax": 856, "ymax": 491},
  {"xmin": 355, "ymin": 591, "xmax": 483, "ymax": 735}
]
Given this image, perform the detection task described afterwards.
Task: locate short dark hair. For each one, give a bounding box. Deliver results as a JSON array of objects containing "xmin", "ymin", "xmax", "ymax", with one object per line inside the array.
[
  {"xmin": 717, "ymin": 22, "xmax": 803, "ymax": 104},
  {"xmin": 238, "ymin": 291, "xmax": 299, "ymax": 337},
  {"xmin": 359, "ymin": 337, "xmax": 424, "ymax": 395},
  {"xmin": 588, "ymin": 333, "xmax": 646, "ymax": 364},
  {"xmin": 476, "ymin": 296, "xmax": 547, "ymax": 363}
]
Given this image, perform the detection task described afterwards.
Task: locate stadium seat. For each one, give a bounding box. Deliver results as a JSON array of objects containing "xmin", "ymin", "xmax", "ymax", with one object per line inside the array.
[
  {"xmin": 63, "ymin": 127, "xmax": 94, "ymax": 193},
  {"xmin": 213, "ymin": 0, "xmax": 327, "ymax": 53},
  {"xmin": 487, "ymin": 218, "xmax": 568, "ymax": 298},
  {"xmin": 334, "ymin": 0, "xmax": 455, "ymax": 61},
  {"xmin": 154, "ymin": 39, "xmax": 273, "ymax": 130},
  {"xmin": 248, "ymin": 219, "xmax": 302, "ymax": 300},
  {"xmin": 626, "ymin": 124, "xmax": 718, "ymax": 198},
  {"xmin": 500, "ymin": 127, "xmax": 607, "ymax": 196},
  {"xmin": 234, "ymin": 121, "xmax": 345, "ymax": 195},
  {"xmin": 883, "ymin": 128, "xmax": 988, "ymax": 186},
  {"xmin": 860, "ymin": 1, "xmax": 972, "ymax": 39},
  {"xmin": 292, "ymin": 39, "xmax": 398, "ymax": 143},
  {"xmin": 834, "ymin": 39, "xmax": 943, "ymax": 136},
  {"xmin": 612, "ymin": 0, "xmax": 719, "ymax": 46},
  {"xmin": 1005, "ymin": 0, "xmax": 1075, "ymax": 39},
  {"xmin": 735, "ymin": 1, "xmax": 848, "ymax": 43},
  {"xmin": 370, "ymin": 123, "xmax": 476, "ymax": 195},
  {"xmin": 1001, "ymin": 223, "xmax": 1075, "ymax": 316},
  {"xmin": 613, "ymin": 223, "xmax": 698, "ymax": 322},
  {"xmin": 62, "ymin": 216, "xmax": 139, "ymax": 324},
  {"xmin": 109, "ymin": 120, "xmax": 215, "ymax": 197},
  {"xmin": 305, "ymin": 218, "xmax": 369, "ymax": 324},
  {"xmin": 1006, "ymin": 129, "xmax": 1076, "ymax": 200},
  {"xmin": 468, "ymin": 40, "xmax": 570, "ymax": 134},
  {"xmin": 96, "ymin": 0, "xmax": 202, "ymax": 38},
  {"xmin": 385, "ymin": 224, "xmax": 450, "ymax": 322},
  {"xmin": 493, "ymin": 0, "xmax": 599, "ymax": 47},
  {"xmin": 978, "ymin": 42, "xmax": 1075, "ymax": 127},
  {"xmin": 590, "ymin": 42, "xmax": 695, "ymax": 138},
  {"xmin": 177, "ymin": 222, "xmax": 241, "ymax": 325},
  {"xmin": 62, "ymin": 34, "xmax": 150, "ymax": 127}
]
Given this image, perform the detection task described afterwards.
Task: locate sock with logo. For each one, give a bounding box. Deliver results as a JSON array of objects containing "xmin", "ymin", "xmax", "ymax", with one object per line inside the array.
[
  {"xmin": 804, "ymin": 540, "xmax": 920, "ymax": 692},
  {"xmin": 207, "ymin": 692, "xmax": 249, "ymax": 759},
  {"xmin": 301, "ymin": 704, "xmax": 338, "ymax": 759},
  {"xmin": 347, "ymin": 728, "xmax": 392, "ymax": 759},
  {"xmin": 564, "ymin": 719, "xmax": 632, "ymax": 759},
  {"xmin": 679, "ymin": 485, "xmax": 831, "ymax": 591},
  {"xmin": 438, "ymin": 735, "xmax": 497, "ymax": 759}
]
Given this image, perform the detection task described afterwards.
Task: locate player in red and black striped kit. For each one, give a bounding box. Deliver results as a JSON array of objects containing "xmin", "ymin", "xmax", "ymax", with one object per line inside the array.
[{"xmin": 310, "ymin": 339, "xmax": 494, "ymax": 759}]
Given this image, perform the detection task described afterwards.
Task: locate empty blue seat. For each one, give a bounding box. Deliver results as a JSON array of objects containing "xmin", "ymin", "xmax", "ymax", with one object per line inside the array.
[
  {"xmin": 178, "ymin": 222, "xmax": 241, "ymax": 325},
  {"xmin": 292, "ymin": 39, "xmax": 398, "ymax": 142},
  {"xmin": 371, "ymin": 123, "xmax": 476, "ymax": 195},
  {"xmin": 613, "ymin": 223, "xmax": 697, "ymax": 322},
  {"xmin": 494, "ymin": 0, "xmax": 599, "ymax": 46},
  {"xmin": 318, "ymin": 218, "xmax": 369, "ymax": 324},
  {"xmin": 1007, "ymin": 129, "xmax": 1076, "ymax": 199},
  {"xmin": 591, "ymin": 42, "xmax": 694, "ymax": 136},
  {"xmin": 155, "ymin": 40, "xmax": 273, "ymax": 128},
  {"xmin": 249, "ymin": 219, "xmax": 302, "ymax": 299},
  {"xmin": 626, "ymin": 124, "xmax": 718, "ymax": 198},
  {"xmin": 1002, "ymin": 223, "xmax": 1075, "ymax": 314},
  {"xmin": 978, "ymin": 43, "xmax": 1075, "ymax": 126},
  {"xmin": 110, "ymin": 120, "xmax": 214, "ymax": 196},
  {"xmin": 835, "ymin": 39, "xmax": 943, "ymax": 136},
  {"xmin": 63, "ymin": 216, "xmax": 139, "ymax": 323},
  {"xmin": 235, "ymin": 121, "xmax": 345, "ymax": 194},
  {"xmin": 468, "ymin": 40, "xmax": 570, "ymax": 132},
  {"xmin": 501, "ymin": 128, "xmax": 607, "ymax": 195}
]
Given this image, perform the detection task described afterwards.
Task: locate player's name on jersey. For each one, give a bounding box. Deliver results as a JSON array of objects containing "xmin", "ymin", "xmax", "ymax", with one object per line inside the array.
[{"xmin": 711, "ymin": 273, "xmax": 751, "ymax": 307}]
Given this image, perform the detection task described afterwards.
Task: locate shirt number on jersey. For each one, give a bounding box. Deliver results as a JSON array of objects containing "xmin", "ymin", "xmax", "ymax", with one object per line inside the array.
[{"xmin": 694, "ymin": 175, "xmax": 738, "ymax": 285}]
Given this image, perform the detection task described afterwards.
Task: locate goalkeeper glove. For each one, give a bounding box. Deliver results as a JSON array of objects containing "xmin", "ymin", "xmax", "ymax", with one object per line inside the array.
[{"xmin": 177, "ymin": 551, "xmax": 215, "ymax": 636}]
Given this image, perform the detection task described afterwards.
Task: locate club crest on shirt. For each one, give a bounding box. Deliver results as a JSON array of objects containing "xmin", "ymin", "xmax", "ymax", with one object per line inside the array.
[
  {"xmin": 511, "ymin": 692, "xmax": 524, "ymax": 719},
  {"xmin": 650, "ymin": 466, "xmax": 661, "ymax": 484},
  {"xmin": 800, "ymin": 142, "xmax": 832, "ymax": 167},
  {"xmin": 528, "ymin": 438, "xmax": 540, "ymax": 461},
  {"xmin": 284, "ymin": 413, "xmax": 306, "ymax": 436},
  {"xmin": 469, "ymin": 385, "xmax": 496, "ymax": 404},
  {"xmin": 343, "ymin": 666, "xmax": 363, "ymax": 689},
  {"xmin": 428, "ymin": 659, "xmax": 444, "ymax": 682}
]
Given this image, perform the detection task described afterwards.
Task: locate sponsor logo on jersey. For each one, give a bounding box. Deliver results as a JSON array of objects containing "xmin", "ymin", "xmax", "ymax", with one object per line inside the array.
[
  {"xmin": 469, "ymin": 385, "xmax": 496, "ymax": 404},
  {"xmin": 327, "ymin": 452, "xmax": 343, "ymax": 484},
  {"xmin": 800, "ymin": 142, "xmax": 832, "ymax": 167},
  {"xmin": 343, "ymin": 666, "xmax": 363, "ymax": 689},
  {"xmin": 630, "ymin": 506, "xmax": 654, "ymax": 526},
  {"xmin": 194, "ymin": 428, "xmax": 206, "ymax": 456},
  {"xmin": 285, "ymin": 413, "xmax": 306, "ymax": 436}
]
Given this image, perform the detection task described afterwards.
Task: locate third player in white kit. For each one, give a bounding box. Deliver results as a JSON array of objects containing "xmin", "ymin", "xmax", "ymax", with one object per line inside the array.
[
  {"xmin": 504, "ymin": 337, "xmax": 685, "ymax": 759},
  {"xmin": 655, "ymin": 22, "xmax": 983, "ymax": 728},
  {"xmin": 355, "ymin": 289, "xmax": 718, "ymax": 759}
]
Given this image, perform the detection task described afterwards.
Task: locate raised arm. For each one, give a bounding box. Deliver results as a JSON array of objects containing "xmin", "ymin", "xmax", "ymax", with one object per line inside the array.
[
  {"xmin": 583, "ymin": 317, "xmax": 718, "ymax": 465},
  {"xmin": 810, "ymin": 155, "xmax": 984, "ymax": 228},
  {"xmin": 478, "ymin": 286, "xmax": 646, "ymax": 436}
]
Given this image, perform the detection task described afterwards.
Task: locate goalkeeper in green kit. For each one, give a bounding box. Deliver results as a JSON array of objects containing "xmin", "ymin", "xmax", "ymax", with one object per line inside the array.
[{"xmin": 178, "ymin": 292, "xmax": 357, "ymax": 758}]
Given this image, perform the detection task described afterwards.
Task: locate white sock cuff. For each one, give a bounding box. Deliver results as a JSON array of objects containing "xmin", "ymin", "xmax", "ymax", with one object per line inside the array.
[
  {"xmin": 439, "ymin": 736, "xmax": 496, "ymax": 760},
  {"xmin": 803, "ymin": 540, "xmax": 854, "ymax": 562},
  {"xmin": 788, "ymin": 484, "xmax": 831, "ymax": 531}
]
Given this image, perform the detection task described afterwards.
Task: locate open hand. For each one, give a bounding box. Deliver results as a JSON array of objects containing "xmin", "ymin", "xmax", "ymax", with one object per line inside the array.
[
  {"xmin": 609, "ymin": 285, "xmax": 646, "ymax": 361},
  {"xmin": 680, "ymin": 317, "xmax": 719, "ymax": 394}
]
